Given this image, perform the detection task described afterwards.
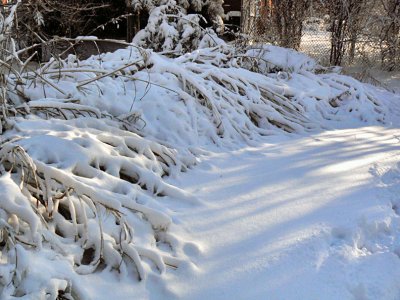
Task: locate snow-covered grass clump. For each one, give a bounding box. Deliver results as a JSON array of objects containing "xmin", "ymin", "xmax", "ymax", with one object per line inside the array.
[
  {"xmin": 9, "ymin": 44, "xmax": 388, "ymax": 148},
  {"xmin": 0, "ymin": 117, "xmax": 197, "ymax": 298}
]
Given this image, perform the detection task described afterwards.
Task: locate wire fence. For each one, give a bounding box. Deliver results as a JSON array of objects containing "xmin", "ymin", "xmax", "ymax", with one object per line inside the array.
[
  {"xmin": 300, "ymin": 32, "xmax": 385, "ymax": 68},
  {"xmin": 300, "ymin": 30, "xmax": 332, "ymax": 65},
  {"xmin": 298, "ymin": 19, "xmax": 392, "ymax": 69},
  {"xmin": 242, "ymin": 16, "xmax": 392, "ymax": 69}
]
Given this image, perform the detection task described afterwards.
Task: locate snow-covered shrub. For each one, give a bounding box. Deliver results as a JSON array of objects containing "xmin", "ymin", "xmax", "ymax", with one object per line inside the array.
[
  {"xmin": 9, "ymin": 44, "xmax": 388, "ymax": 148},
  {"xmin": 0, "ymin": 2, "xmax": 22, "ymax": 135},
  {"xmin": 0, "ymin": 117, "xmax": 196, "ymax": 298},
  {"xmin": 132, "ymin": 0, "xmax": 224, "ymax": 53},
  {"xmin": 130, "ymin": 0, "xmax": 224, "ymax": 22},
  {"xmin": 0, "ymin": 2, "xmax": 19, "ymax": 60},
  {"xmin": 133, "ymin": 3, "xmax": 204, "ymax": 52}
]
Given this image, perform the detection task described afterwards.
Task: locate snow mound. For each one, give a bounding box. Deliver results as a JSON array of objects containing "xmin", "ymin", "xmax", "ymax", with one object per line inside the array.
[
  {"xmin": 10, "ymin": 45, "xmax": 388, "ymax": 148},
  {"xmin": 242, "ymin": 45, "xmax": 318, "ymax": 73}
]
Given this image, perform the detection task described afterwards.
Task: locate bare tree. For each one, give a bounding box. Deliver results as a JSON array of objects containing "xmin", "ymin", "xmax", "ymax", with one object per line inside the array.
[
  {"xmin": 271, "ymin": 0, "xmax": 310, "ymax": 49},
  {"xmin": 379, "ymin": 0, "xmax": 400, "ymax": 70},
  {"xmin": 326, "ymin": 0, "xmax": 370, "ymax": 65},
  {"xmin": 243, "ymin": 0, "xmax": 310, "ymax": 50},
  {"xmin": 16, "ymin": 0, "xmax": 112, "ymax": 40}
]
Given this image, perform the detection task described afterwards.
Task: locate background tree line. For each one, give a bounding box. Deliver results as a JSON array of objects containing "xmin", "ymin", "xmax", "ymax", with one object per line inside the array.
[{"xmin": 246, "ymin": 0, "xmax": 399, "ymax": 70}]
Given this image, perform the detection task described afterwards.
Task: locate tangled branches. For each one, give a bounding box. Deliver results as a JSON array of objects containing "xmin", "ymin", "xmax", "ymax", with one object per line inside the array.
[{"xmin": 0, "ymin": 118, "xmax": 196, "ymax": 298}]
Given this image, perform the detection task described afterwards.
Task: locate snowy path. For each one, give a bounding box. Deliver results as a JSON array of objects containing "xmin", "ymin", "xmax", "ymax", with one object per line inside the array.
[{"xmin": 163, "ymin": 126, "xmax": 400, "ymax": 300}]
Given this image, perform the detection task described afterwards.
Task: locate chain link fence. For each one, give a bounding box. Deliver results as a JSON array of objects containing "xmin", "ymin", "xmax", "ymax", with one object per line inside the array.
[
  {"xmin": 299, "ymin": 17, "xmax": 385, "ymax": 68},
  {"xmin": 241, "ymin": 0, "xmax": 399, "ymax": 72},
  {"xmin": 300, "ymin": 30, "xmax": 331, "ymax": 65}
]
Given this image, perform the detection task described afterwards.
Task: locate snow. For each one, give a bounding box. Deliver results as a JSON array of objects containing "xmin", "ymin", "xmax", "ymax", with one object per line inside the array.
[
  {"xmin": 244, "ymin": 44, "xmax": 318, "ymax": 73},
  {"xmin": 68, "ymin": 125, "xmax": 400, "ymax": 300},
  {"xmin": 1, "ymin": 30, "xmax": 400, "ymax": 299},
  {"xmin": 162, "ymin": 127, "xmax": 400, "ymax": 300},
  {"xmin": 15, "ymin": 44, "xmax": 389, "ymax": 151}
]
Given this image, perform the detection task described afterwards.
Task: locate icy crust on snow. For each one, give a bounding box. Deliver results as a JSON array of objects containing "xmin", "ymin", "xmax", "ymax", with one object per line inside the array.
[
  {"xmin": 0, "ymin": 117, "xmax": 196, "ymax": 299},
  {"xmin": 11, "ymin": 44, "xmax": 388, "ymax": 148}
]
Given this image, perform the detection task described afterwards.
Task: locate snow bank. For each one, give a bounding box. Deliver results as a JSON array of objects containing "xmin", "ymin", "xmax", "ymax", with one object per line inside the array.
[{"xmin": 9, "ymin": 44, "xmax": 388, "ymax": 149}]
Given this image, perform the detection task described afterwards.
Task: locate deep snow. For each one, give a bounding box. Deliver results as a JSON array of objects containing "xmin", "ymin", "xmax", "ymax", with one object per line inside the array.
[
  {"xmin": 81, "ymin": 126, "xmax": 400, "ymax": 300},
  {"xmin": 165, "ymin": 127, "xmax": 400, "ymax": 300},
  {"xmin": 1, "ymin": 39, "xmax": 400, "ymax": 299}
]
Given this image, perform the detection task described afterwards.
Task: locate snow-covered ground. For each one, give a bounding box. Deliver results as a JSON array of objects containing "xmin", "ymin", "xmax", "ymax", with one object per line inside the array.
[
  {"xmin": 165, "ymin": 127, "xmax": 400, "ymax": 300},
  {"xmin": 1, "ymin": 40, "xmax": 400, "ymax": 299},
  {"xmin": 79, "ymin": 125, "xmax": 400, "ymax": 300}
]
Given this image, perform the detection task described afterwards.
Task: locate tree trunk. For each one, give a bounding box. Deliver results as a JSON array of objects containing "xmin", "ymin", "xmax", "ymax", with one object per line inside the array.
[
  {"xmin": 126, "ymin": 4, "xmax": 141, "ymax": 43},
  {"xmin": 384, "ymin": 0, "xmax": 400, "ymax": 70}
]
